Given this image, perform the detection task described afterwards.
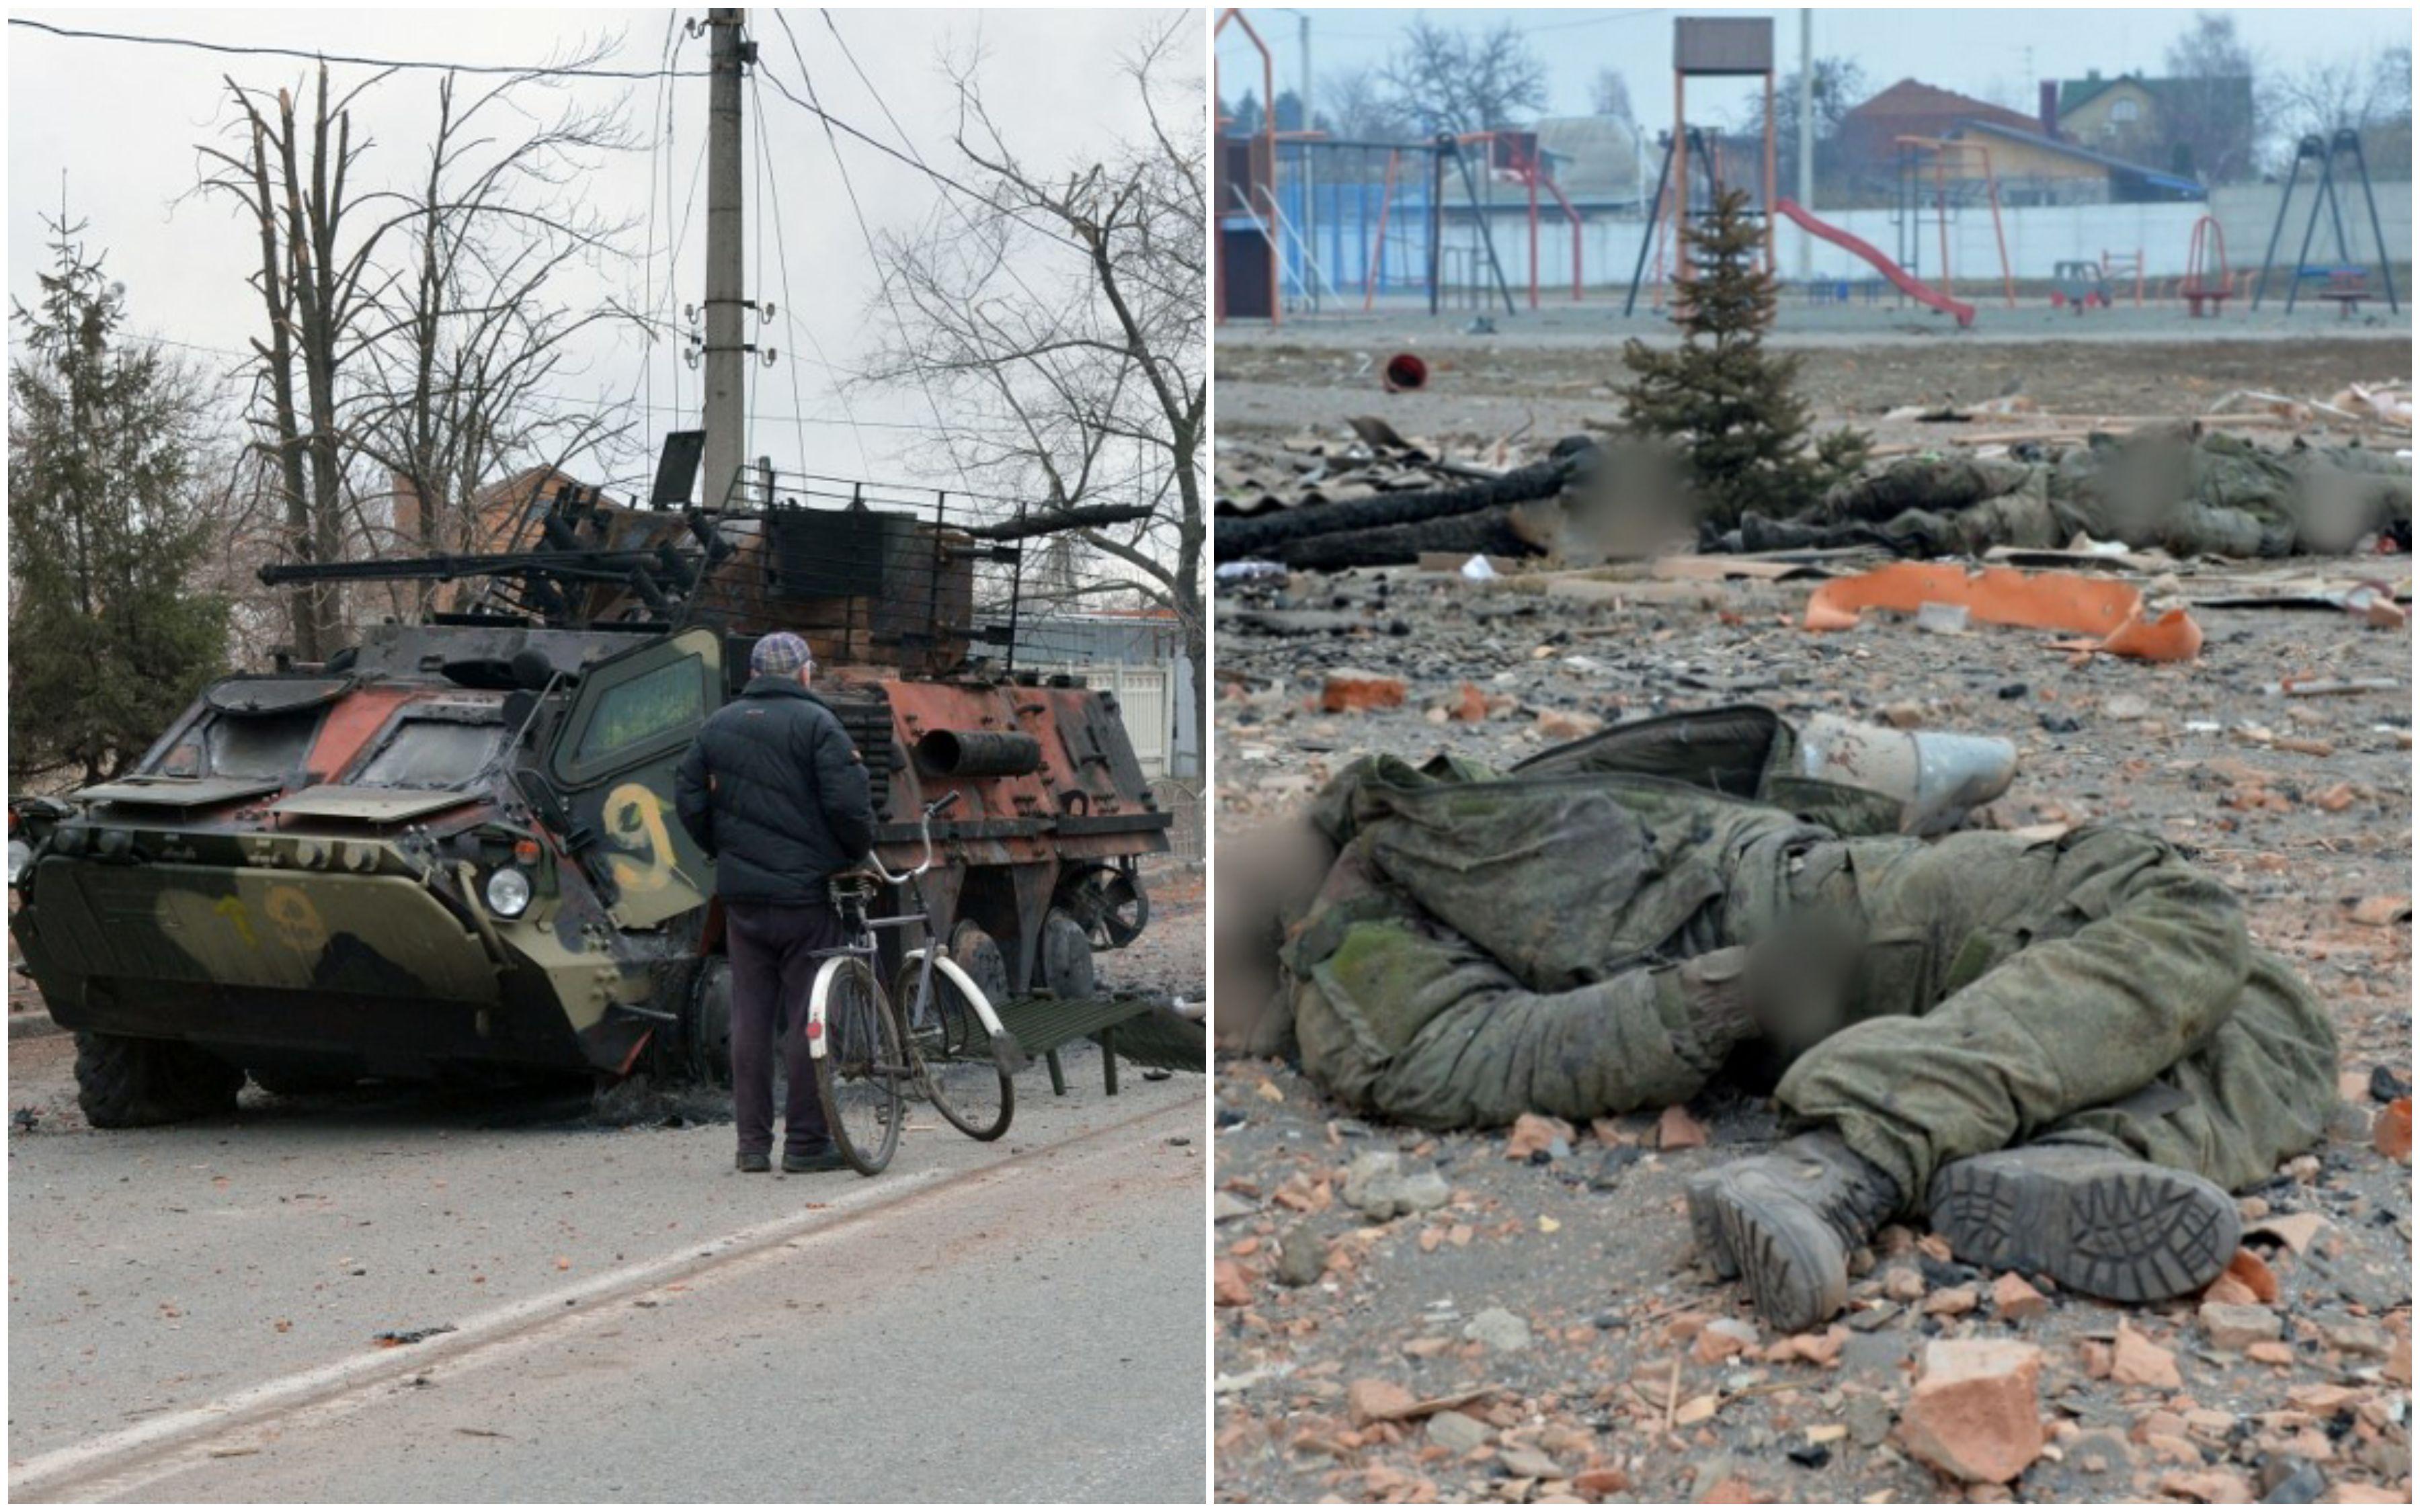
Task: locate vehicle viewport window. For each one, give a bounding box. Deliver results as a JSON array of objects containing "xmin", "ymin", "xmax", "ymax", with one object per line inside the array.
[
  {"xmin": 200, "ymin": 709, "xmax": 323, "ymax": 780},
  {"xmin": 576, "ymin": 657, "xmax": 706, "ymax": 763},
  {"xmin": 356, "ymin": 721, "xmax": 510, "ymax": 789}
]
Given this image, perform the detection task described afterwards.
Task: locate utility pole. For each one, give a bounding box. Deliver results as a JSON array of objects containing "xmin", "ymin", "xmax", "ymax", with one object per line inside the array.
[
  {"xmin": 1296, "ymin": 10, "xmax": 1315, "ymax": 313},
  {"xmin": 703, "ymin": 8, "xmax": 749, "ymax": 511},
  {"xmin": 1796, "ymin": 7, "xmax": 1814, "ymax": 278}
]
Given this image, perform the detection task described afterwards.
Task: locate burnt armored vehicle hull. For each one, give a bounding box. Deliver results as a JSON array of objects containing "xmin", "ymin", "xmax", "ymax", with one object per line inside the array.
[{"xmin": 10, "ymin": 462, "xmax": 1173, "ymax": 1124}]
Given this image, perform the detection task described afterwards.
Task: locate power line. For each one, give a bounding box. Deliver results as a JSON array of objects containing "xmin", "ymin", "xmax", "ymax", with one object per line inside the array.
[
  {"xmin": 748, "ymin": 70, "xmax": 872, "ymax": 476},
  {"xmin": 768, "ymin": 13, "xmax": 983, "ymax": 500},
  {"xmin": 752, "ymin": 31, "xmax": 1088, "ymax": 256},
  {"xmin": 6, "ymin": 17, "xmax": 706, "ymax": 79}
]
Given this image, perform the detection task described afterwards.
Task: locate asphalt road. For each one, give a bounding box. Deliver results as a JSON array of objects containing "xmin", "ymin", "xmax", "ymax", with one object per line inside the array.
[{"xmin": 8, "ymin": 1033, "xmax": 1205, "ymax": 1502}]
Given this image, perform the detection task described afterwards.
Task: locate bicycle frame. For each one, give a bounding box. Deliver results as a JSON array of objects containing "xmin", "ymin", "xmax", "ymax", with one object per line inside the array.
[{"xmin": 803, "ymin": 798, "xmax": 1006, "ymax": 1060}]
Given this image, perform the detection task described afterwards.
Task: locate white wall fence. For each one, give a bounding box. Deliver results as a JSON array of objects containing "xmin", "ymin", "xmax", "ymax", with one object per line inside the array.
[
  {"xmin": 1030, "ymin": 661, "xmax": 1176, "ymax": 782},
  {"xmin": 1357, "ymin": 179, "xmax": 2410, "ymax": 294}
]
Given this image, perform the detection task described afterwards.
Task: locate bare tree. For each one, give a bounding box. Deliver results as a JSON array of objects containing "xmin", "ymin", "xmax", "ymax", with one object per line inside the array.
[
  {"xmin": 349, "ymin": 69, "xmax": 641, "ymax": 615},
  {"xmin": 1590, "ymin": 67, "xmax": 1637, "ymax": 127},
  {"xmin": 1379, "ymin": 17, "xmax": 1547, "ymax": 138},
  {"xmin": 1741, "ymin": 58, "xmax": 1867, "ymax": 190},
  {"xmin": 859, "ymin": 16, "xmax": 1207, "ymax": 739},
  {"xmin": 2163, "ymin": 13, "xmax": 2260, "ymax": 183},
  {"xmin": 2268, "ymin": 48, "xmax": 2413, "ymax": 170},
  {"xmin": 195, "ymin": 65, "xmax": 393, "ymax": 661},
  {"xmin": 1322, "ymin": 67, "xmax": 1417, "ymax": 144},
  {"xmin": 194, "ymin": 51, "xmax": 638, "ymax": 655}
]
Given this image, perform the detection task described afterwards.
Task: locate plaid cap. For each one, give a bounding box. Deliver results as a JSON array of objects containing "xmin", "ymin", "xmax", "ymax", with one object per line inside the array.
[{"xmin": 750, "ymin": 631, "xmax": 815, "ymax": 677}]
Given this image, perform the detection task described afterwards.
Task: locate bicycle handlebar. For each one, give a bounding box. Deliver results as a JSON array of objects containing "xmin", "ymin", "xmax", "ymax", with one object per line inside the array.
[{"xmin": 864, "ymin": 790, "xmax": 961, "ymax": 886}]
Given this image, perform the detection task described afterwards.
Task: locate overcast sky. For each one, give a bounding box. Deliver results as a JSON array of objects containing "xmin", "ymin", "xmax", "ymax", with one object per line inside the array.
[
  {"xmin": 7, "ymin": 7, "xmax": 1193, "ymax": 499},
  {"xmin": 1222, "ymin": 6, "xmax": 2413, "ymax": 135}
]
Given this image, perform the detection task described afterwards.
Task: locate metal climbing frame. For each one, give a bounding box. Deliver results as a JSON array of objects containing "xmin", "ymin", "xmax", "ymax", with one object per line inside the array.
[{"xmin": 2251, "ymin": 128, "xmax": 2401, "ymax": 316}]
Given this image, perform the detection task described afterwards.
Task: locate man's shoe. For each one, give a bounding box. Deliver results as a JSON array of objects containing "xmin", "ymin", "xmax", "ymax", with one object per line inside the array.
[
  {"xmin": 1928, "ymin": 1144, "xmax": 2239, "ymax": 1302},
  {"xmin": 1686, "ymin": 1132, "xmax": 1901, "ymax": 1332},
  {"xmin": 782, "ymin": 1142, "xmax": 850, "ymax": 1175},
  {"xmin": 735, "ymin": 1150, "xmax": 771, "ymax": 1173}
]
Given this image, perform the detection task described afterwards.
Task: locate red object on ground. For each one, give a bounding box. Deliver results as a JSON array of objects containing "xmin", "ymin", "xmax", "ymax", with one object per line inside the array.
[
  {"xmin": 1773, "ymin": 198, "xmax": 1976, "ymax": 328},
  {"xmin": 1382, "ymin": 353, "xmax": 1428, "ymax": 392}
]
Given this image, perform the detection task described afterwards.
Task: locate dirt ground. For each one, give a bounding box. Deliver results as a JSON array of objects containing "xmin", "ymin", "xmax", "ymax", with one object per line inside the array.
[
  {"xmin": 1209, "ymin": 329, "xmax": 2413, "ymax": 1504},
  {"xmin": 1217, "ymin": 324, "xmax": 2412, "ymax": 460}
]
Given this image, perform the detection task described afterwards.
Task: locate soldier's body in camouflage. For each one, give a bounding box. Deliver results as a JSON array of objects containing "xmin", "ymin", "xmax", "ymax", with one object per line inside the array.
[
  {"xmin": 1248, "ymin": 708, "xmax": 2338, "ymax": 1329},
  {"xmin": 1725, "ymin": 429, "xmax": 2410, "ymax": 559}
]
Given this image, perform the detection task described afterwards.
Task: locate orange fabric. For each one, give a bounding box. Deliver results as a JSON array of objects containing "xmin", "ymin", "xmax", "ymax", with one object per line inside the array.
[{"xmin": 1804, "ymin": 562, "xmax": 2202, "ymax": 662}]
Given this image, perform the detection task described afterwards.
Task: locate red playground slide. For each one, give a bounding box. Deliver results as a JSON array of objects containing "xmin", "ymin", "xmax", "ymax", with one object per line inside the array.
[{"xmin": 1774, "ymin": 198, "xmax": 1975, "ymax": 328}]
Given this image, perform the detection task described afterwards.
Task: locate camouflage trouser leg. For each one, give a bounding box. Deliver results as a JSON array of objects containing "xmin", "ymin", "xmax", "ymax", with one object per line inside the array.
[
  {"xmin": 1291, "ymin": 917, "xmax": 1742, "ymax": 1130},
  {"xmin": 1774, "ymin": 831, "xmax": 2334, "ymax": 1204},
  {"xmin": 2031, "ymin": 950, "xmax": 2337, "ymax": 1193}
]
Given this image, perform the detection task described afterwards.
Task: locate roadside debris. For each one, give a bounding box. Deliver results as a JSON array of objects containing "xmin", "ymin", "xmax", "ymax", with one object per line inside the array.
[
  {"xmin": 1804, "ymin": 562, "xmax": 2203, "ymax": 661},
  {"xmin": 371, "ymin": 1325, "xmax": 458, "ymax": 1348}
]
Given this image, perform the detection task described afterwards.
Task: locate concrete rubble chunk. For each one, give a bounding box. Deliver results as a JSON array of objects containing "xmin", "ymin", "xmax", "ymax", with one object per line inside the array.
[
  {"xmin": 1465, "ymin": 1306, "xmax": 1533, "ymax": 1353},
  {"xmin": 2200, "ymin": 1300, "xmax": 2283, "ymax": 1352},
  {"xmin": 1991, "ymin": 1273, "xmax": 2048, "ymax": 1322},
  {"xmin": 1426, "ymin": 1410, "xmax": 1491, "ymax": 1455},
  {"xmin": 2111, "ymin": 1324, "xmax": 2183, "ymax": 1389},
  {"xmin": 1896, "ymin": 1338, "xmax": 2046, "ymax": 1485},
  {"xmin": 1347, "ymin": 1378, "xmax": 1419, "ymax": 1426},
  {"xmin": 1340, "ymin": 1150, "xmax": 1448, "ymax": 1221}
]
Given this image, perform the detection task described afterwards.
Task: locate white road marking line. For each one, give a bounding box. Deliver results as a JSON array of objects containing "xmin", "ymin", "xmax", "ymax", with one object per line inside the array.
[{"xmin": 13, "ymin": 1096, "xmax": 1199, "ymax": 1501}]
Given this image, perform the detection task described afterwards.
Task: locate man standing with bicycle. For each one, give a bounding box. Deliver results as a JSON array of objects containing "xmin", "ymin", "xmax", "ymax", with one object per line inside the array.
[{"xmin": 675, "ymin": 631, "xmax": 876, "ymax": 1175}]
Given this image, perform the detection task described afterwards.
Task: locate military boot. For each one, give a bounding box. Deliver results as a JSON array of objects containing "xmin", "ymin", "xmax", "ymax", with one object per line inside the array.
[
  {"xmin": 1685, "ymin": 1132, "xmax": 1901, "ymax": 1332},
  {"xmin": 1928, "ymin": 1144, "xmax": 2240, "ymax": 1303}
]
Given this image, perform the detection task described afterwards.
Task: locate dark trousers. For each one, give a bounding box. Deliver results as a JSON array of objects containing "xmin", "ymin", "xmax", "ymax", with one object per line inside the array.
[{"xmin": 725, "ymin": 900, "xmax": 842, "ymax": 1157}]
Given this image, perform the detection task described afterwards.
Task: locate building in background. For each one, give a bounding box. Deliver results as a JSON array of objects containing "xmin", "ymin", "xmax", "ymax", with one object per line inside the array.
[
  {"xmin": 1015, "ymin": 606, "xmax": 1199, "ymax": 784},
  {"xmin": 2054, "ymin": 70, "xmax": 2258, "ymax": 185}
]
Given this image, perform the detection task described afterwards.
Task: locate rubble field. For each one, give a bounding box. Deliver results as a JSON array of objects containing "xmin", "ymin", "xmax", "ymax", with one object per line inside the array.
[
  {"xmin": 1210, "ymin": 321, "xmax": 2412, "ymax": 1503},
  {"xmin": 1217, "ymin": 328, "xmax": 2411, "ymax": 460}
]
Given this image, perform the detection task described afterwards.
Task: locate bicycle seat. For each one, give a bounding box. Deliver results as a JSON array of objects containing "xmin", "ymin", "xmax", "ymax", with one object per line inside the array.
[{"xmin": 827, "ymin": 870, "xmax": 881, "ymax": 905}]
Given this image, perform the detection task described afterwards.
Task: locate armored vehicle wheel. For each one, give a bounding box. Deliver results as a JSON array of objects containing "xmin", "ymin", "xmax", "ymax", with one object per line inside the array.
[
  {"xmin": 75, "ymin": 1032, "xmax": 245, "ymax": 1128},
  {"xmin": 1040, "ymin": 908, "xmax": 1097, "ymax": 1000},
  {"xmin": 684, "ymin": 957, "xmax": 735, "ymax": 1087},
  {"xmin": 811, "ymin": 956, "xmax": 902, "ymax": 1176},
  {"xmin": 895, "ymin": 958, "xmax": 1014, "ymax": 1142},
  {"xmin": 949, "ymin": 921, "xmax": 1011, "ymax": 1004}
]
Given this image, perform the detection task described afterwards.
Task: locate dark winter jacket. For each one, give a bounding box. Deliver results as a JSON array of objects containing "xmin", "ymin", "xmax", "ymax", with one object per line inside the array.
[{"xmin": 674, "ymin": 676, "xmax": 875, "ymax": 903}]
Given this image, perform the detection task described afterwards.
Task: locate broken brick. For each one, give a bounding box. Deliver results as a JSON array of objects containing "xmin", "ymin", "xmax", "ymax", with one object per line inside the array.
[
  {"xmin": 1896, "ymin": 1338, "xmax": 2046, "ymax": 1484},
  {"xmin": 1320, "ymin": 670, "xmax": 1406, "ymax": 713}
]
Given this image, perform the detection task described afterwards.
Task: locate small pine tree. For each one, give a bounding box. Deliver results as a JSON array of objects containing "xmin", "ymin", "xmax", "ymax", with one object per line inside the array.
[
  {"xmin": 9, "ymin": 217, "xmax": 231, "ymax": 787},
  {"xmin": 1617, "ymin": 188, "xmax": 1867, "ymax": 530}
]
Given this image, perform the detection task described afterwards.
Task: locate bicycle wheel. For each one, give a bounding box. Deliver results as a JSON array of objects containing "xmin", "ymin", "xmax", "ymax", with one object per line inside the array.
[
  {"xmin": 895, "ymin": 957, "xmax": 1014, "ymax": 1142},
  {"xmin": 811, "ymin": 956, "xmax": 903, "ymax": 1175}
]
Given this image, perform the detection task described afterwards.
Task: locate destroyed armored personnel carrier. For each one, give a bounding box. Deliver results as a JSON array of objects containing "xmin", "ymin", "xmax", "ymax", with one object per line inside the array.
[{"xmin": 10, "ymin": 438, "xmax": 1174, "ymax": 1125}]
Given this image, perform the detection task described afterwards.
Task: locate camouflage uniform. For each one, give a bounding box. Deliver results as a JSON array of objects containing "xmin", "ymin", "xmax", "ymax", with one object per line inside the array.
[
  {"xmin": 1277, "ymin": 728, "xmax": 2335, "ymax": 1208},
  {"xmin": 1786, "ymin": 430, "xmax": 2410, "ymax": 560}
]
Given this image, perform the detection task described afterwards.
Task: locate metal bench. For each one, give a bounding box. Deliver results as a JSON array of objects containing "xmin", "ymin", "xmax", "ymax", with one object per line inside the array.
[{"xmin": 990, "ymin": 993, "xmax": 1205, "ymax": 1096}]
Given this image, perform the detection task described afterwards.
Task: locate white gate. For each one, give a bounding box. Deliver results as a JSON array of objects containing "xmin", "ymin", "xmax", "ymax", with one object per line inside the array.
[{"xmin": 1037, "ymin": 662, "xmax": 1172, "ymax": 779}]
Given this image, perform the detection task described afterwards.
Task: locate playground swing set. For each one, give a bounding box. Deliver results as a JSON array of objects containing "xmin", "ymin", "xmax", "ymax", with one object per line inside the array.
[{"xmin": 1217, "ymin": 12, "xmax": 2396, "ymax": 331}]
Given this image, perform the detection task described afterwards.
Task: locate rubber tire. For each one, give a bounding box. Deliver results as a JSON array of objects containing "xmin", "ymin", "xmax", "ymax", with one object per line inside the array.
[
  {"xmin": 75, "ymin": 1032, "xmax": 245, "ymax": 1129},
  {"xmin": 684, "ymin": 956, "xmax": 734, "ymax": 1088},
  {"xmin": 1040, "ymin": 908, "xmax": 1097, "ymax": 999},
  {"xmin": 950, "ymin": 921, "xmax": 1011, "ymax": 1003},
  {"xmin": 895, "ymin": 958, "xmax": 1014, "ymax": 1142},
  {"xmin": 810, "ymin": 956, "xmax": 902, "ymax": 1177}
]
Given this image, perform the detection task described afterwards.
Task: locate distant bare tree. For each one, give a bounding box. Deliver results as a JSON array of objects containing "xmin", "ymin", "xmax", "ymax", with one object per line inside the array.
[
  {"xmin": 1741, "ymin": 58, "xmax": 1867, "ymax": 187},
  {"xmin": 1590, "ymin": 67, "xmax": 1637, "ymax": 127},
  {"xmin": 860, "ymin": 16, "xmax": 1207, "ymax": 737},
  {"xmin": 2268, "ymin": 48, "xmax": 2413, "ymax": 171},
  {"xmin": 194, "ymin": 50, "xmax": 637, "ymax": 656},
  {"xmin": 2163, "ymin": 12, "xmax": 2261, "ymax": 183},
  {"xmin": 1379, "ymin": 17, "xmax": 1547, "ymax": 138},
  {"xmin": 350, "ymin": 69, "xmax": 641, "ymax": 615},
  {"xmin": 1322, "ymin": 66, "xmax": 1418, "ymax": 144}
]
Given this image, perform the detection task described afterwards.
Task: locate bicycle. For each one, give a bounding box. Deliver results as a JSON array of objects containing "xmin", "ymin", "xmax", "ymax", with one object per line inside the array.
[{"xmin": 807, "ymin": 792, "xmax": 1020, "ymax": 1175}]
